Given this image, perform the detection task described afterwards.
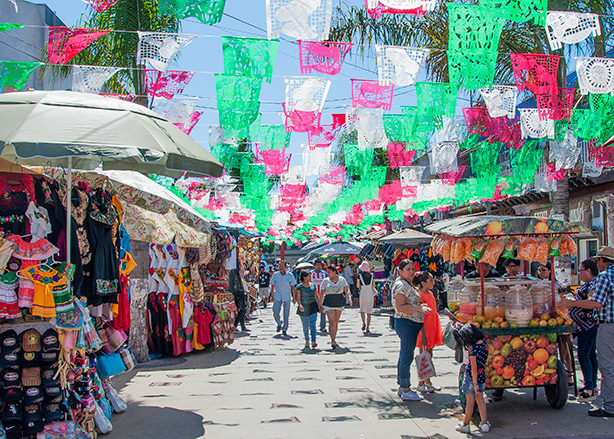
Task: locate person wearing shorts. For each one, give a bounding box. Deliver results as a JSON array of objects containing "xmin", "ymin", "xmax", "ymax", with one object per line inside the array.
[{"xmin": 319, "ymin": 266, "xmax": 352, "ymax": 349}]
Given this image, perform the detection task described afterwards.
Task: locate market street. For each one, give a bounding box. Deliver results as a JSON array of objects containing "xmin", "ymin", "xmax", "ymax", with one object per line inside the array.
[{"xmin": 108, "ymin": 308, "xmax": 613, "ymax": 439}]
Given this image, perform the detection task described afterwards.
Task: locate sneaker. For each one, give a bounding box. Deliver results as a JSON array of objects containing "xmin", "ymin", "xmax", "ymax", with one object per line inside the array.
[
  {"xmin": 416, "ymin": 384, "xmax": 429, "ymax": 393},
  {"xmin": 320, "ymin": 328, "xmax": 327, "ymax": 334},
  {"xmin": 397, "ymin": 387, "xmax": 403, "ymax": 396},
  {"xmin": 276, "ymin": 325, "xmax": 281, "ymax": 332},
  {"xmin": 311, "ymin": 342, "xmax": 317, "ymax": 349},
  {"xmin": 425, "ymin": 384, "xmax": 440, "ymax": 392},
  {"xmin": 480, "ymin": 421, "xmax": 491, "ymax": 433},
  {"xmin": 400, "ymin": 390, "xmax": 424, "ymax": 401},
  {"xmin": 282, "ymin": 331, "xmax": 287, "ymax": 337},
  {"xmin": 578, "ymin": 390, "xmax": 597, "ymax": 401},
  {"xmin": 304, "ymin": 341, "xmax": 310, "ymax": 349},
  {"xmin": 456, "ymin": 423, "xmax": 471, "ymax": 433}
]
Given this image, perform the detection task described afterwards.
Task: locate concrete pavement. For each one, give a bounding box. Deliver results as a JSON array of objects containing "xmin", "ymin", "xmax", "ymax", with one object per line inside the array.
[{"xmin": 107, "ymin": 306, "xmax": 613, "ymax": 439}]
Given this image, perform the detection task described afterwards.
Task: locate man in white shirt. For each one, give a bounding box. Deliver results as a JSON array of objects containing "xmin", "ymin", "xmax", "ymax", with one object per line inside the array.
[
  {"xmin": 310, "ymin": 259, "xmax": 328, "ymax": 333},
  {"xmin": 269, "ymin": 261, "xmax": 297, "ymax": 336}
]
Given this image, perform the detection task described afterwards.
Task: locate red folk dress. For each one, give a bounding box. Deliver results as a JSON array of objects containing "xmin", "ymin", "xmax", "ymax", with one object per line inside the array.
[{"xmin": 416, "ymin": 290, "xmax": 444, "ymax": 349}]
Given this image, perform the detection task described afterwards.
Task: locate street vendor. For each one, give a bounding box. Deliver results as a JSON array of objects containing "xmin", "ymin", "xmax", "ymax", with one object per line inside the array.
[{"xmin": 558, "ymin": 246, "xmax": 614, "ymax": 418}]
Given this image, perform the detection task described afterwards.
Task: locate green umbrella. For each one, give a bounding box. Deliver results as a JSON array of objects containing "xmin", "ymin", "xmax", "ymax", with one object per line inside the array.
[{"xmin": 0, "ymin": 90, "xmax": 223, "ymax": 178}]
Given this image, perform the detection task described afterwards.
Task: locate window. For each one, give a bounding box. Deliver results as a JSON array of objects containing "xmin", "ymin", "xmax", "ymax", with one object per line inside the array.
[
  {"xmin": 587, "ymin": 240, "xmax": 598, "ymax": 258},
  {"xmin": 592, "ymin": 201, "xmax": 602, "ymax": 219}
]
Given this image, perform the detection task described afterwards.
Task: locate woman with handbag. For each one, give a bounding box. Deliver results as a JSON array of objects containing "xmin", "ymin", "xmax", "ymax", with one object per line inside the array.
[
  {"xmin": 319, "ymin": 266, "xmax": 352, "ymax": 349},
  {"xmin": 295, "ymin": 271, "xmax": 320, "ymax": 350},
  {"xmin": 357, "ymin": 261, "xmax": 375, "ymax": 334},
  {"xmin": 413, "ymin": 271, "xmax": 443, "ymax": 393},
  {"xmin": 392, "ymin": 259, "xmax": 431, "ymax": 401}
]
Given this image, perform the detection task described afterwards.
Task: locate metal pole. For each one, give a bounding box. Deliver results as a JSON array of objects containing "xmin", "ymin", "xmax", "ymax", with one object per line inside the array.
[
  {"xmin": 550, "ymin": 256, "xmax": 556, "ymax": 312},
  {"xmin": 480, "ymin": 262, "xmax": 485, "ymax": 316},
  {"xmin": 66, "ymin": 157, "xmax": 72, "ymax": 293}
]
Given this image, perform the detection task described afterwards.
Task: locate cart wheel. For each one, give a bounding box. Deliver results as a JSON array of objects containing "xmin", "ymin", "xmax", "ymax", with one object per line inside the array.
[
  {"xmin": 544, "ymin": 360, "xmax": 568, "ymax": 409},
  {"xmin": 492, "ymin": 388, "xmax": 504, "ymax": 400}
]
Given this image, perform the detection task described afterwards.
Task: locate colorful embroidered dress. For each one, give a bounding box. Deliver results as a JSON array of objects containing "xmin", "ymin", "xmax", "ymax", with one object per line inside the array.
[
  {"xmin": 6, "ymin": 235, "xmax": 59, "ymax": 308},
  {"xmin": 0, "ymin": 270, "xmax": 20, "ymax": 319},
  {"xmin": 19, "ymin": 265, "xmax": 70, "ymax": 318},
  {"xmin": 87, "ymin": 190, "xmax": 119, "ymax": 306}
]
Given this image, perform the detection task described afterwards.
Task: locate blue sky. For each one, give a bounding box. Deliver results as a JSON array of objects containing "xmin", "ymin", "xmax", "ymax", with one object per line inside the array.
[{"xmin": 39, "ymin": 0, "xmax": 420, "ymax": 168}]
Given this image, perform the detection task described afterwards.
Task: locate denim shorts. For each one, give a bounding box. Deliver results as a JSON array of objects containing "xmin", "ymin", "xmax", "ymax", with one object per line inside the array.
[{"xmin": 462, "ymin": 376, "xmax": 486, "ymax": 394}]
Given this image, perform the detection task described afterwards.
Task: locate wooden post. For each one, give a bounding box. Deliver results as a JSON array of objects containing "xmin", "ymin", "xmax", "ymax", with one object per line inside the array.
[{"xmin": 480, "ymin": 262, "xmax": 485, "ymax": 316}]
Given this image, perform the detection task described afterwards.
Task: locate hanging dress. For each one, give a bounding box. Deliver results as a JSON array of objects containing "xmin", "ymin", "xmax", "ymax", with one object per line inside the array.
[
  {"xmin": 19, "ymin": 265, "xmax": 72, "ymax": 318},
  {"xmin": 86, "ymin": 190, "xmax": 120, "ymax": 307},
  {"xmin": 0, "ymin": 270, "xmax": 20, "ymax": 319}
]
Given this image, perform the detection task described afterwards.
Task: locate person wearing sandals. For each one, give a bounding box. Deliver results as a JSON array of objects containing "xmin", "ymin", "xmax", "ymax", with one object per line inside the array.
[
  {"xmin": 565, "ymin": 259, "xmax": 600, "ymax": 400},
  {"xmin": 295, "ymin": 271, "xmax": 320, "ymax": 350},
  {"xmin": 392, "ymin": 259, "xmax": 430, "ymax": 401},
  {"xmin": 413, "ymin": 271, "xmax": 444, "ymax": 393},
  {"xmin": 319, "ymin": 266, "xmax": 352, "ymax": 349},
  {"xmin": 357, "ymin": 261, "xmax": 375, "ymax": 334}
]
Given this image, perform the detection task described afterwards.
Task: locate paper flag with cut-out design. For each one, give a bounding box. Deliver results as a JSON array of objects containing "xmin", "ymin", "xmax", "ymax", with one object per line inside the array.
[
  {"xmin": 587, "ymin": 142, "xmax": 614, "ymax": 167},
  {"xmin": 308, "ymin": 123, "xmax": 343, "ymax": 149},
  {"xmin": 81, "ymin": 0, "xmax": 119, "ymax": 11},
  {"xmin": 266, "ymin": 0, "xmax": 333, "ymax": 40},
  {"xmin": 448, "ymin": 3, "xmax": 505, "ymax": 53},
  {"xmin": 71, "ymin": 65, "xmax": 120, "ymax": 93},
  {"xmin": 480, "ymin": 0, "xmax": 546, "ymax": 25},
  {"xmin": 416, "ymin": 82, "xmax": 458, "ymax": 120},
  {"xmin": 285, "ymin": 76, "xmax": 331, "ymax": 113},
  {"xmin": 222, "ymin": 37, "xmax": 279, "ymax": 83},
  {"xmin": 174, "ymin": 111, "xmax": 203, "ymax": 135},
  {"xmin": 319, "ymin": 166, "xmax": 346, "ymax": 185},
  {"xmin": 448, "ymin": 50, "xmax": 498, "ymax": 90},
  {"xmin": 250, "ymin": 124, "xmax": 291, "ymax": 150},
  {"xmin": 137, "ymin": 32, "xmax": 196, "ymax": 71},
  {"xmin": 145, "ymin": 69, "xmax": 194, "ymax": 100},
  {"xmin": 375, "ymin": 45, "xmax": 428, "ymax": 86},
  {"xmin": 159, "ymin": 0, "xmax": 227, "ymax": 25},
  {"xmin": 387, "ymin": 143, "xmax": 416, "ymax": 169},
  {"xmin": 242, "ymin": 164, "xmax": 271, "ymax": 197},
  {"xmin": 519, "ymin": 108, "xmax": 555, "ymax": 139},
  {"xmin": 351, "ymin": 79, "xmax": 394, "ymax": 110},
  {"xmin": 576, "ymin": 57, "xmax": 614, "ymax": 96},
  {"xmin": 429, "ymin": 142, "xmax": 459, "ymax": 174},
  {"xmin": 378, "ymin": 180, "xmax": 403, "ymax": 206},
  {"xmin": 440, "ymin": 165, "xmax": 465, "ymax": 185},
  {"xmin": 383, "ymin": 113, "xmax": 412, "ymax": 143},
  {"xmin": 546, "ymin": 162, "xmax": 568, "ymax": 181},
  {"xmin": 545, "ymin": 12, "xmax": 600, "ymax": 50},
  {"xmin": 0, "ymin": 23, "xmax": 24, "ymax": 32},
  {"xmin": 510, "ymin": 53, "xmax": 559, "ymax": 93},
  {"xmin": 509, "ymin": 140, "xmax": 543, "ymax": 185},
  {"xmin": 480, "ymin": 85, "xmax": 518, "ymax": 118},
  {"xmin": 462, "ymin": 107, "xmax": 523, "ymax": 148},
  {"xmin": 100, "ymin": 93, "xmax": 137, "ymax": 102},
  {"xmin": 351, "ymin": 107, "xmax": 389, "ymax": 150},
  {"xmin": 570, "ymin": 109, "xmax": 600, "ymax": 140},
  {"xmin": 365, "ymin": 0, "xmax": 435, "ymax": 18},
  {"xmin": 298, "ymin": 40, "xmax": 353, "ymax": 75},
  {"xmin": 549, "ymin": 129, "xmax": 580, "ymax": 169},
  {"xmin": 0, "ymin": 61, "xmax": 41, "ymax": 90},
  {"xmin": 215, "ymin": 74, "xmax": 262, "ymax": 138},
  {"xmin": 302, "ymin": 144, "xmax": 331, "ymax": 176},
  {"xmin": 257, "ymin": 146, "xmax": 292, "ymax": 176},
  {"xmin": 535, "ymin": 86, "xmax": 574, "ymax": 121},
  {"xmin": 154, "ymin": 96, "xmax": 200, "ymax": 133},
  {"xmin": 344, "ymin": 144, "xmax": 374, "ymax": 176},
  {"xmin": 282, "ymin": 103, "xmax": 322, "ymax": 133},
  {"xmin": 47, "ymin": 27, "xmax": 110, "ymax": 64}
]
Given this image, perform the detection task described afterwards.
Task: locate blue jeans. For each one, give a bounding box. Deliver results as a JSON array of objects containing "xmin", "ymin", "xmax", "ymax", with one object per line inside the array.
[
  {"xmin": 577, "ymin": 325, "xmax": 599, "ymax": 390},
  {"xmin": 394, "ymin": 317, "xmax": 424, "ymax": 388},
  {"xmin": 273, "ymin": 300, "xmax": 291, "ymax": 331},
  {"xmin": 300, "ymin": 314, "xmax": 317, "ymax": 343},
  {"xmin": 319, "ymin": 312, "xmax": 327, "ymax": 330}
]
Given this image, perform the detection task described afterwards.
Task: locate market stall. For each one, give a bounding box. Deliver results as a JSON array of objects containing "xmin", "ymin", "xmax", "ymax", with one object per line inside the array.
[{"xmin": 427, "ymin": 215, "xmax": 579, "ymax": 409}]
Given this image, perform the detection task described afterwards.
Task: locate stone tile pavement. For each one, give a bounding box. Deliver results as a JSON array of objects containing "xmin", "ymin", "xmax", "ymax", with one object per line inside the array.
[{"xmin": 107, "ymin": 307, "xmax": 614, "ymax": 439}]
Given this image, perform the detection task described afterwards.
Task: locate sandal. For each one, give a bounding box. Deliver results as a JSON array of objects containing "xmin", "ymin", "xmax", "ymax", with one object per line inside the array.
[
  {"xmin": 365, "ymin": 329, "xmax": 371, "ymax": 334},
  {"xmin": 361, "ymin": 324, "xmax": 366, "ymax": 332},
  {"xmin": 578, "ymin": 389, "xmax": 596, "ymax": 401}
]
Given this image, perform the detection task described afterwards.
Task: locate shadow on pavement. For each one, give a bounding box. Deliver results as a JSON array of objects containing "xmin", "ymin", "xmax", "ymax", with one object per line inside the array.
[{"xmin": 106, "ymin": 404, "xmax": 205, "ymax": 439}]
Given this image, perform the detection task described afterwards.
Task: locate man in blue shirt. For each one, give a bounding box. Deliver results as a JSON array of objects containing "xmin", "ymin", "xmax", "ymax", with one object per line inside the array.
[
  {"xmin": 560, "ymin": 246, "xmax": 614, "ymax": 417},
  {"xmin": 269, "ymin": 261, "xmax": 297, "ymax": 336}
]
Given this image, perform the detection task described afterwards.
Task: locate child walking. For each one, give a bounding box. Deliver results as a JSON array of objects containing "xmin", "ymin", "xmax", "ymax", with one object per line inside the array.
[{"xmin": 453, "ymin": 323, "xmax": 490, "ymax": 433}]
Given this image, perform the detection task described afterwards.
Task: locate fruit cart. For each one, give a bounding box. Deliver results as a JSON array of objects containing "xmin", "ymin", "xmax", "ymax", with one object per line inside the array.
[{"xmin": 426, "ymin": 215, "xmax": 580, "ymax": 410}]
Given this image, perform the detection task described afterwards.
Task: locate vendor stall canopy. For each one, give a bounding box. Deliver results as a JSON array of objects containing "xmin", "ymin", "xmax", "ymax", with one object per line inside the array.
[{"xmin": 425, "ymin": 215, "xmax": 582, "ymax": 237}]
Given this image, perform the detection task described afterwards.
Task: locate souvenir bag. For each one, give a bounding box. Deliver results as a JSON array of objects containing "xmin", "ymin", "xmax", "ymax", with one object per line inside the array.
[
  {"xmin": 37, "ymin": 421, "xmax": 90, "ymax": 439},
  {"xmin": 93, "ymin": 401, "xmax": 112, "ymax": 434},
  {"xmin": 95, "ymin": 353, "xmax": 125, "ymax": 379},
  {"xmin": 102, "ymin": 380, "xmax": 127, "ymax": 413},
  {"xmin": 443, "ymin": 321, "xmax": 458, "ymax": 350},
  {"xmin": 415, "ymin": 350, "xmax": 436, "ymax": 381},
  {"xmin": 118, "ymin": 345, "xmax": 136, "ymax": 371},
  {"xmin": 103, "ymin": 325, "xmax": 127, "ymax": 354},
  {"xmin": 75, "ymin": 300, "xmax": 101, "ymax": 352}
]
